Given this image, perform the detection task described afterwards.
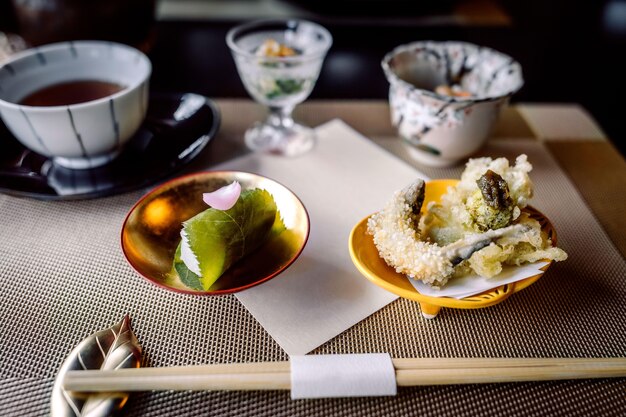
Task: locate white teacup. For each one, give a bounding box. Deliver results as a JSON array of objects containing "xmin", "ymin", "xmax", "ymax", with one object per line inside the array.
[{"xmin": 0, "ymin": 41, "xmax": 151, "ymax": 169}]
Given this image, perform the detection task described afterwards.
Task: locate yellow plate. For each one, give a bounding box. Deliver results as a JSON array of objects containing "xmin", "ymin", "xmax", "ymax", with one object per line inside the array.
[
  {"xmin": 349, "ymin": 179, "xmax": 555, "ymax": 318},
  {"xmin": 122, "ymin": 171, "xmax": 310, "ymax": 295}
]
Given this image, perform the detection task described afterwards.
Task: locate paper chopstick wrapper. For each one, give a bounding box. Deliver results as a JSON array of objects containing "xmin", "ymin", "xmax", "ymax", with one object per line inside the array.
[{"xmin": 290, "ymin": 354, "xmax": 397, "ymax": 399}]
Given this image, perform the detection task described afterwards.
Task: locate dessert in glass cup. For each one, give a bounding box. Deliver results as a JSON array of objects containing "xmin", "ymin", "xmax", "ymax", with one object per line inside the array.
[{"xmin": 227, "ymin": 20, "xmax": 332, "ymax": 156}]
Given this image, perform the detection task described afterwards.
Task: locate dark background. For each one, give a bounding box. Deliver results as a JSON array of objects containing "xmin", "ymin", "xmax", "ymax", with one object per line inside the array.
[{"xmin": 2, "ymin": 0, "xmax": 625, "ymax": 155}]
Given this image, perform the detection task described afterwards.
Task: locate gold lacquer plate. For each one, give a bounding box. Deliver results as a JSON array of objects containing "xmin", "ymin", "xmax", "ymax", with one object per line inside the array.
[
  {"xmin": 349, "ymin": 179, "xmax": 556, "ymax": 318},
  {"xmin": 122, "ymin": 171, "xmax": 310, "ymax": 295}
]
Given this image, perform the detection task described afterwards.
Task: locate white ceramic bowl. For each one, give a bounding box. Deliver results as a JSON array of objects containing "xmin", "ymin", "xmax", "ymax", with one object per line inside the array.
[
  {"xmin": 0, "ymin": 41, "xmax": 151, "ymax": 169},
  {"xmin": 382, "ymin": 41, "xmax": 523, "ymax": 167}
]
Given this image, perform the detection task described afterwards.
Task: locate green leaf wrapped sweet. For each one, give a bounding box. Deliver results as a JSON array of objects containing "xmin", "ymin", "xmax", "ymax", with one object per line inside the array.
[{"xmin": 173, "ymin": 187, "xmax": 283, "ymax": 291}]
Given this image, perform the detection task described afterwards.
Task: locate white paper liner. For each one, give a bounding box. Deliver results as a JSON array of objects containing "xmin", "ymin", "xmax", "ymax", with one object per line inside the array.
[{"xmin": 411, "ymin": 261, "xmax": 549, "ymax": 299}]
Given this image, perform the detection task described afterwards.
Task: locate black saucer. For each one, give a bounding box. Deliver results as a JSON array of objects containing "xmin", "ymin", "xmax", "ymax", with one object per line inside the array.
[{"xmin": 0, "ymin": 93, "xmax": 220, "ymax": 200}]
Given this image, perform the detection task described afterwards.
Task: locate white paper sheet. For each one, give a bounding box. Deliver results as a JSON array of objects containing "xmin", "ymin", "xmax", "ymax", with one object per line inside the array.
[
  {"xmin": 214, "ymin": 120, "xmax": 427, "ymax": 355},
  {"xmin": 290, "ymin": 354, "xmax": 397, "ymax": 399},
  {"xmin": 412, "ymin": 261, "xmax": 549, "ymax": 299}
]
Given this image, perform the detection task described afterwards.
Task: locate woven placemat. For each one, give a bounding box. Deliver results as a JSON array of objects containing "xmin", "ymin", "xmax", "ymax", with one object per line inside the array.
[{"xmin": 1, "ymin": 137, "xmax": 625, "ymax": 416}]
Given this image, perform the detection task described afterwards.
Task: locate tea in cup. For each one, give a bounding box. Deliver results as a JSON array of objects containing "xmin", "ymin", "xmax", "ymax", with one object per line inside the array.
[{"xmin": 0, "ymin": 41, "xmax": 151, "ymax": 169}]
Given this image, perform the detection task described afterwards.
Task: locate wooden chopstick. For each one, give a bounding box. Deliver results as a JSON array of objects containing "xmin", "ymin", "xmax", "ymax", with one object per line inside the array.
[
  {"xmin": 392, "ymin": 357, "xmax": 626, "ymax": 369},
  {"xmin": 63, "ymin": 358, "xmax": 626, "ymax": 392}
]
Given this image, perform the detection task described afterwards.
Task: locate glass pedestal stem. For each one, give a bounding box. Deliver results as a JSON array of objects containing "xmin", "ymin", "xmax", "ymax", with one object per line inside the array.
[
  {"xmin": 244, "ymin": 104, "xmax": 315, "ymax": 156},
  {"xmin": 267, "ymin": 106, "xmax": 295, "ymax": 129}
]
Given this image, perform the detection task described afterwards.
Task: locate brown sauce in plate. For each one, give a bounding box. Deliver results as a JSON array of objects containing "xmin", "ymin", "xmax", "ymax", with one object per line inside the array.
[{"xmin": 20, "ymin": 80, "xmax": 125, "ymax": 106}]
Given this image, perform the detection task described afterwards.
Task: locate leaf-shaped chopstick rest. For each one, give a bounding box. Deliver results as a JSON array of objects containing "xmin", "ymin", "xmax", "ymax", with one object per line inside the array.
[{"xmin": 51, "ymin": 315, "xmax": 143, "ymax": 417}]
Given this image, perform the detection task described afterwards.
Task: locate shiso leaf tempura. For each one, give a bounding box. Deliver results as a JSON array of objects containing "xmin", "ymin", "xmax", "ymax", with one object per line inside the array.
[
  {"xmin": 174, "ymin": 183, "xmax": 284, "ymax": 291},
  {"xmin": 367, "ymin": 155, "xmax": 567, "ymax": 288}
]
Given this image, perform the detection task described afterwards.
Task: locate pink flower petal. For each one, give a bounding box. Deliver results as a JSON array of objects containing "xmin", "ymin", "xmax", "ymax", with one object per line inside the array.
[{"xmin": 202, "ymin": 181, "xmax": 241, "ymax": 210}]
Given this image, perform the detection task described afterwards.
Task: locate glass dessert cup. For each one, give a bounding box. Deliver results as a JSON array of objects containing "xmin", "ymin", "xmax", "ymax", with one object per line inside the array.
[{"xmin": 227, "ymin": 20, "xmax": 332, "ymax": 156}]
